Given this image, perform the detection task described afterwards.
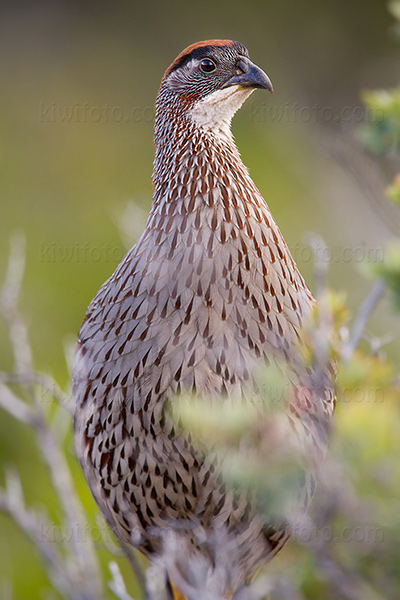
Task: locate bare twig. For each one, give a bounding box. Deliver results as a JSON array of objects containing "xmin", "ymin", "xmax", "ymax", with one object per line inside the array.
[
  {"xmin": 0, "ymin": 235, "xmax": 104, "ymax": 600},
  {"xmin": 0, "ymin": 581, "xmax": 13, "ymax": 600},
  {"xmin": 0, "ymin": 233, "xmax": 33, "ymax": 373},
  {"xmin": 305, "ymin": 232, "xmax": 329, "ymax": 300},
  {"xmin": 118, "ymin": 541, "xmax": 148, "ymax": 597},
  {"xmin": 0, "ymin": 370, "xmax": 70, "ymax": 412},
  {"xmin": 0, "ymin": 382, "xmax": 36, "ymax": 424},
  {"xmin": 0, "ymin": 470, "xmax": 73, "ymax": 598},
  {"xmin": 32, "ymin": 408, "xmax": 104, "ymax": 599},
  {"xmin": 341, "ymin": 278, "xmax": 385, "ymax": 362},
  {"xmin": 109, "ymin": 561, "xmax": 136, "ymax": 600}
]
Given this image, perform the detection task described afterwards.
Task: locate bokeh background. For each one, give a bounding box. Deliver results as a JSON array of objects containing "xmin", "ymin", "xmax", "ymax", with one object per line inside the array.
[{"xmin": 1, "ymin": 1, "xmax": 400, "ymax": 598}]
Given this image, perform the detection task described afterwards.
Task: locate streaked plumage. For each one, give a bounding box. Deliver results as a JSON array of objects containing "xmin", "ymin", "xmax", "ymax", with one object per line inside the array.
[{"xmin": 73, "ymin": 40, "xmax": 335, "ymax": 599}]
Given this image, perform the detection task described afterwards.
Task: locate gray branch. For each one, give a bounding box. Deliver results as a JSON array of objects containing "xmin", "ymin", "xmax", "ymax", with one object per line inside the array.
[{"xmin": 341, "ymin": 278, "xmax": 385, "ymax": 362}]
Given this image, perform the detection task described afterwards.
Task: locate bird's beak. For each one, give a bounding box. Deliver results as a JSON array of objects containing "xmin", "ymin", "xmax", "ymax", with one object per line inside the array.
[{"xmin": 222, "ymin": 57, "xmax": 273, "ymax": 92}]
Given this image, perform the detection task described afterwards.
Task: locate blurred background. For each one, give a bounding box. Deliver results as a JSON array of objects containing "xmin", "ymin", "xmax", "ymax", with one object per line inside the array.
[{"xmin": 0, "ymin": 1, "xmax": 400, "ymax": 598}]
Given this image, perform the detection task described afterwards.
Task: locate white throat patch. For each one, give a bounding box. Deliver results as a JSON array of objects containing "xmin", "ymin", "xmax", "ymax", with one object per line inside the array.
[{"xmin": 189, "ymin": 85, "xmax": 255, "ymax": 140}]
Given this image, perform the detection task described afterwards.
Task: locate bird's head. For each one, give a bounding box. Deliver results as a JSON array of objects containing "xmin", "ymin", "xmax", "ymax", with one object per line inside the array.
[{"xmin": 156, "ymin": 40, "xmax": 273, "ymax": 139}]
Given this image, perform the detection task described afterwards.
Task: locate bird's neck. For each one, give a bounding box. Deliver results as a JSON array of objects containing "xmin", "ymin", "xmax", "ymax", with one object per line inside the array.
[{"xmin": 152, "ymin": 93, "xmax": 249, "ymax": 209}]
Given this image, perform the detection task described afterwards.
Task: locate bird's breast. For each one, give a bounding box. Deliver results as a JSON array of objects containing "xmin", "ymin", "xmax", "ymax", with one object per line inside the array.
[{"xmin": 73, "ymin": 178, "xmax": 313, "ymax": 429}]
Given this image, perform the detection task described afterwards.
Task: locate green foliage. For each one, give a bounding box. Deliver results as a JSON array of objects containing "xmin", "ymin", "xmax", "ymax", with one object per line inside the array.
[
  {"xmin": 359, "ymin": 2, "xmax": 400, "ymax": 158},
  {"xmin": 358, "ymin": 82, "xmax": 400, "ymax": 224},
  {"xmin": 389, "ymin": 0, "xmax": 400, "ymax": 38},
  {"xmin": 359, "ymin": 3, "xmax": 400, "ymax": 160},
  {"xmin": 359, "ymin": 2, "xmax": 400, "ymax": 217},
  {"xmin": 371, "ymin": 241, "xmax": 400, "ymax": 310},
  {"xmin": 359, "ymin": 88, "xmax": 400, "ymax": 156},
  {"xmin": 386, "ymin": 174, "xmax": 400, "ymax": 205},
  {"xmin": 174, "ymin": 295, "xmax": 400, "ymax": 599},
  {"xmin": 174, "ymin": 363, "xmax": 308, "ymax": 524},
  {"xmin": 338, "ymin": 351, "xmax": 395, "ymax": 397}
]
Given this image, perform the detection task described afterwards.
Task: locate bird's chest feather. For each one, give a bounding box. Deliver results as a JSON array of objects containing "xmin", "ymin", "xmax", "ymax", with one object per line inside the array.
[{"xmin": 74, "ymin": 181, "xmax": 312, "ymax": 427}]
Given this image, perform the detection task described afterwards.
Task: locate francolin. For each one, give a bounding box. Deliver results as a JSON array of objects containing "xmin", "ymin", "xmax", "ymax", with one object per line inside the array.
[{"xmin": 73, "ymin": 40, "xmax": 335, "ymax": 599}]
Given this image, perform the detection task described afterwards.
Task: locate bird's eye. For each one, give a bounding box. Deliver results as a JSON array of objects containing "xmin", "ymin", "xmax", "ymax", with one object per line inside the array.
[{"xmin": 200, "ymin": 58, "xmax": 216, "ymax": 73}]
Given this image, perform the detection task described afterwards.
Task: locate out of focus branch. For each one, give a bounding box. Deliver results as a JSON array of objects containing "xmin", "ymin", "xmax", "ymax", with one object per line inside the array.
[
  {"xmin": 0, "ymin": 233, "xmax": 151, "ymax": 600},
  {"xmin": 341, "ymin": 278, "xmax": 385, "ymax": 362},
  {"xmin": 0, "ymin": 232, "xmax": 33, "ymax": 374},
  {"xmin": 0, "ymin": 470, "xmax": 73, "ymax": 597},
  {"xmin": 109, "ymin": 562, "xmax": 135, "ymax": 600},
  {"xmin": 0, "ymin": 235, "xmax": 104, "ymax": 600}
]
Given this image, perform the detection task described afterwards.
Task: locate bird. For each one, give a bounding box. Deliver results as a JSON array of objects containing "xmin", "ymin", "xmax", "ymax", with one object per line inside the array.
[{"xmin": 72, "ymin": 40, "xmax": 335, "ymax": 600}]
